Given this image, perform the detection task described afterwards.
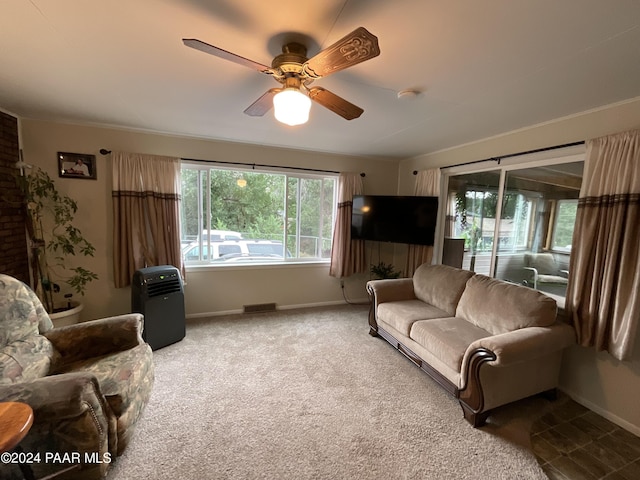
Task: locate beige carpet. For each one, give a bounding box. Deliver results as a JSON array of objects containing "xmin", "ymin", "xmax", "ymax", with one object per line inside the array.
[{"xmin": 108, "ymin": 305, "xmax": 549, "ymax": 479}]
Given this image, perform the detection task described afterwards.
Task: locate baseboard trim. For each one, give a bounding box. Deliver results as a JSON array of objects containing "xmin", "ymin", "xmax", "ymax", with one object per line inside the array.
[
  {"xmin": 559, "ymin": 387, "xmax": 640, "ymax": 436},
  {"xmin": 187, "ymin": 309, "xmax": 243, "ymax": 319},
  {"xmin": 186, "ymin": 299, "xmax": 369, "ymax": 319}
]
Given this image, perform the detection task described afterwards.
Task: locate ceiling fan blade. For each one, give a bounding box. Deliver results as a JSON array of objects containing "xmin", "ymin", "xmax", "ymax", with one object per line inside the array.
[
  {"xmin": 308, "ymin": 87, "xmax": 364, "ymax": 120},
  {"xmin": 182, "ymin": 38, "xmax": 272, "ymax": 74},
  {"xmin": 304, "ymin": 27, "xmax": 380, "ymax": 79},
  {"xmin": 244, "ymin": 89, "xmax": 280, "ymax": 116}
]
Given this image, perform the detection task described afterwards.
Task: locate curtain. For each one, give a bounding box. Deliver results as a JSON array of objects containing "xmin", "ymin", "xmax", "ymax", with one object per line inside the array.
[
  {"xmin": 112, "ymin": 151, "xmax": 184, "ymax": 288},
  {"xmin": 566, "ymin": 130, "xmax": 640, "ymax": 360},
  {"xmin": 329, "ymin": 173, "xmax": 366, "ymax": 278},
  {"xmin": 405, "ymin": 169, "xmax": 441, "ymax": 276}
]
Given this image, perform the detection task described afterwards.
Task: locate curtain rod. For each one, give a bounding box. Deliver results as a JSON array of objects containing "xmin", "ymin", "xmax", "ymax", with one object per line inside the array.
[
  {"xmin": 411, "ymin": 140, "xmax": 585, "ymax": 174},
  {"xmin": 99, "ymin": 149, "xmax": 365, "ymax": 177}
]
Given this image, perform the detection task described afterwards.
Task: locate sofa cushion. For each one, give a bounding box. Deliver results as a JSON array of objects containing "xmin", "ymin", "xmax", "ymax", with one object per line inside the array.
[
  {"xmin": 377, "ymin": 300, "xmax": 450, "ymax": 336},
  {"xmin": 456, "ymin": 275, "xmax": 557, "ymax": 335},
  {"xmin": 412, "ymin": 264, "xmax": 475, "ymax": 315},
  {"xmin": 410, "ymin": 317, "xmax": 491, "ymax": 372}
]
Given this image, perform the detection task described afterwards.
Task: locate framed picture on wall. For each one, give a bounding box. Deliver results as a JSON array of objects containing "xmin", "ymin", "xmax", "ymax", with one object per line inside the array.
[{"xmin": 58, "ymin": 152, "xmax": 97, "ymax": 180}]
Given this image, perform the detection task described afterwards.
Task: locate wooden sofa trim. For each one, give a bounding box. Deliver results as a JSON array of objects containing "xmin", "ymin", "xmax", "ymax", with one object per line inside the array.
[{"xmin": 457, "ymin": 348, "xmax": 497, "ymax": 427}]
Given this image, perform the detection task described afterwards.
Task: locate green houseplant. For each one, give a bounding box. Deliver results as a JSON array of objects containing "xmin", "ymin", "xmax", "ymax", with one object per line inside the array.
[
  {"xmin": 18, "ymin": 167, "xmax": 98, "ymax": 314},
  {"xmin": 370, "ymin": 261, "xmax": 402, "ymax": 280}
]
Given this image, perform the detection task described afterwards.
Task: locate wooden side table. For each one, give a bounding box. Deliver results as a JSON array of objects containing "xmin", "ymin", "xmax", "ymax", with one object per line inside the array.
[
  {"xmin": 0, "ymin": 401, "xmax": 35, "ymax": 480},
  {"xmin": 0, "ymin": 402, "xmax": 33, "ymax": 454}
]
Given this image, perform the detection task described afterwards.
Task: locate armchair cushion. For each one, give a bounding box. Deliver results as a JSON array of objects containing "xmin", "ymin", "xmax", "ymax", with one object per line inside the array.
[
  {"xmin": 526, "ymin": 252, "xmax": 558, "ymax": 275},
  {"xmin": 0, "ymin": 336, "xmax": 56, "ymax": 385},
  {"xmin": 0, "ymin": 275, "xmax": 56, "ymax": 385},
  {"xmin": 537, "ymin": 274, "xmax": 568, "ymax": 285},
  {"xmin": 0, "ymin": 275, "xmax": 53, "ymax": 343}
]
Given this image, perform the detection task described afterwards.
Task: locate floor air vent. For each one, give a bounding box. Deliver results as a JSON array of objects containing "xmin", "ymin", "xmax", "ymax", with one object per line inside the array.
[{"xmin": 243, "ymin": 303, "xmax": 277, "ymax": 313}]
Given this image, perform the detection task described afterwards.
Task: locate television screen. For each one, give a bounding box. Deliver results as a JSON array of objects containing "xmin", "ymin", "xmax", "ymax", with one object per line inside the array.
[{"xmin": 351, "ymin": 195, "xmax": 439, "ymax": 246}]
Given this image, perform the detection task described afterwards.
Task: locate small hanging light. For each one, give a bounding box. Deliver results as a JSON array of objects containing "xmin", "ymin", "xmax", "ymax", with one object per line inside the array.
[
  {"xmin": 273, "ymin": 88, "xmax": 311, "ymax": 126},
  {"xmin": 272, "ymin": 76, "xmax": 311, "ymax": 126}
]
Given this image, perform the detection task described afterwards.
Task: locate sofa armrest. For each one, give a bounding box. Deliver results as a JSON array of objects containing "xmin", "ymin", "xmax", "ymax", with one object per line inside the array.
[
  {"xmin": 45, "ymin": 314, "xmax": 146, "ymax": 367},
  {"xmin": 457, "ymin": 323, "xmax": 576, "ymax": 423},
  {"xmin": 366, "ymin": 278, "xmax": 416, "ymax": 305},
  {"xmin": 464, "ymin": 322, "xmax": 576, "ymax": 370},
  {"xmin": 366, "ymin": 279, "xmax": 416, "ymax": 335}
]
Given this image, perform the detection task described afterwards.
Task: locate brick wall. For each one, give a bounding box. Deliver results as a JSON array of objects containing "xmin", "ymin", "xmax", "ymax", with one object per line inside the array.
[{"xmin": 0, "ymin": 111, "xmax": 30, "ymax": 283}]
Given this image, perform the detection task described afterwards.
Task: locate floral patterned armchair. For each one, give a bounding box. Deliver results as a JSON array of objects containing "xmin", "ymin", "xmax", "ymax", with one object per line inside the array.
[{"xmin": 0, "ymin": 274, "xmax": 154, "ymax": 479}]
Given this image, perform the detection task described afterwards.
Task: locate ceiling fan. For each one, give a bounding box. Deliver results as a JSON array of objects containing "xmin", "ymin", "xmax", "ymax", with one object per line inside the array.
[{"xmin": 182, "ymin": 27, "xmax": 380, "ymax": 126}]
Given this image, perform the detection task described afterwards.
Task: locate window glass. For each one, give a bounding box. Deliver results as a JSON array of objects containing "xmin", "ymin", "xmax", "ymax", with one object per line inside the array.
[
  {"xmin": 551, "ymin": 200, "xmax": 578, "ymax": 252},
  {"xmin": 445, "ymin": 160, "xmax": 583, "ymax": 300},
  {"xmin": 447, "ymin": 170, "xmax": 502, "ymax": 276},
  {"xmin": 180, "ymin": 164, "xmax": 336, "ymax": 264}
]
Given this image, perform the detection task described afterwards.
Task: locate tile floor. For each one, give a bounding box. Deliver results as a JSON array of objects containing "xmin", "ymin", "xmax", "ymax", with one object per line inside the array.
[{"xmin": 531, "ymin": 396, "xmax": 640, "ymax": 479}]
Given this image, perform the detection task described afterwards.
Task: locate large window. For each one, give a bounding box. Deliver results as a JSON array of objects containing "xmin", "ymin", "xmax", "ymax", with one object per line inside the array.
[
  {"xmin": 444, "ymin": 156, "xmax": 583, "ymax": 301},
  {"xmin": 180, "ymin": 164, "xmax": 336, "ymax": 265}
]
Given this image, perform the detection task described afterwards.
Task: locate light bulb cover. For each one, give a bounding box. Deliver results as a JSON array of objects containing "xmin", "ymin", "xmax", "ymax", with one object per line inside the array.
[{"xmin": 273, "ymin": 88, "xmax": 311, "ymax": 126}]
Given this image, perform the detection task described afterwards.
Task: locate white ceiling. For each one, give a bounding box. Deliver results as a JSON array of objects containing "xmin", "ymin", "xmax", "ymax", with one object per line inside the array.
[{"xmin": 1, "ymin": 0, "xmax": 639, "ymax": 159}]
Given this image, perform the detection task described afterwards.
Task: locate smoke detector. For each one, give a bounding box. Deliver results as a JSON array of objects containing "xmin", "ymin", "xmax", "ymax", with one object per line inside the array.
[{"xmin": 397, "ymin": 89, "xmax": 421, "ymax": 100}]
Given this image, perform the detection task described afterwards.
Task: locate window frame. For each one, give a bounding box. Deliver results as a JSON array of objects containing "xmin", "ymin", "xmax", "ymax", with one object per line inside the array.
[{"xmin": 180, "ymin": 161, "xmax": 338, "ymax": 268}]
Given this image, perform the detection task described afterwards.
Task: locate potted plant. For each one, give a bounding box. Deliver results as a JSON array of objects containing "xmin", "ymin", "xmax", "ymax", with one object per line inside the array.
[
  {"xmin": 17, "ymin": 167, "xmax": 98, "ymax": 322},
  {"xmin": 370, "ymin": 261, "xmax": 402, "ymax": 280}
]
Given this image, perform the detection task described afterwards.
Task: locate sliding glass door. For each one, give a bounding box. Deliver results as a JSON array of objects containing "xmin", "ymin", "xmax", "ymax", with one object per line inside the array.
[
  {"xmin": 446, "ymin": 170, "xmax": 501, "ymax": 276},
  {"xmin": 444, "ymin": 158, "xmax": 583, "ymax": 302}
]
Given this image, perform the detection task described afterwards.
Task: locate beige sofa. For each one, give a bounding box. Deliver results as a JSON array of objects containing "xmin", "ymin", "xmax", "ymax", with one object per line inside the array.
[{"xmin": 367, "ymin": 264, "xmax": 576, "ymax": 427}]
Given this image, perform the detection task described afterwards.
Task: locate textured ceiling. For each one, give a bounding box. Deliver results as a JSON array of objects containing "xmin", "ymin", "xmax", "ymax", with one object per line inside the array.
[{"xmin": 1, "ymin": 0, "xmax": 639, "ymax": 159}]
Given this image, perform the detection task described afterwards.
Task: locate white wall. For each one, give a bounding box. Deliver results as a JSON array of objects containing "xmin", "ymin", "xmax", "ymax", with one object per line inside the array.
[
  {"xmin": 19, "ymin": 119, "xmax": 399, "ymax": 319},
  {"xmin": 397, "ymin": 96, "xmax": 640, "ymax": 434}
]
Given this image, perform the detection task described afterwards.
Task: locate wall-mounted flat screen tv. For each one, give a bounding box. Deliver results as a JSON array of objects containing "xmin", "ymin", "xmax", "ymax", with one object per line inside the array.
[{"xmin": 351, "ymin": 195, "xmax": 439, "ymax": 246}]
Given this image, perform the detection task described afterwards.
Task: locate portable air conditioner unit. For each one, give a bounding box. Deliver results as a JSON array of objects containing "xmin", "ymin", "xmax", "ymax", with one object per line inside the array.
[{"xmin": 132, "ymin": 265, "xmax": 185, "ymax": 351}]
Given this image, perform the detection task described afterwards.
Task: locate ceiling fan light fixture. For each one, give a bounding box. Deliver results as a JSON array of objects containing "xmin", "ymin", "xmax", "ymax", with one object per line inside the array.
[{"xmin": 273, "ymin": 88, "xmax": 311, "ymax": 126}]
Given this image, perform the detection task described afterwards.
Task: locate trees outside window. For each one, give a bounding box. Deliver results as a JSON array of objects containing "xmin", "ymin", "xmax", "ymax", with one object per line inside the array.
[
  {"xmin": 551, "ymin": 200, "xmax": 578, "ymax": 252},
  {"xmin": 180, "ymin": 165, "xmax": 336, "ymax": 264}
]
